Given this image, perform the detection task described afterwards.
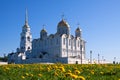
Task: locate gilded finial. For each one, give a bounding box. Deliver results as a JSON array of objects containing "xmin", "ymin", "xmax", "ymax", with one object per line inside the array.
[
  {"xmin": 41, "ymin": 24, "xmax": 47, "ymax": 32},
  {"xmin": 61, "ymin": 13, "xmax": 65, "ymax": 20}
]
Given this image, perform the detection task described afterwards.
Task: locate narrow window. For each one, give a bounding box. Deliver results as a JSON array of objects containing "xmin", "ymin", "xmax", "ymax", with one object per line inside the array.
[
  {"xmin": 78, "ymin": 41, "xmax": 79, "ymax": 47},
  {"xmin": 50, "ymin": 39, "xmax": 52, "ymax": 45},
  {"xmin": 63, "ymin": 38, "xmax": 65, "ymax": 45},
  {"xmin": 80, "ymin": 45, "xmax": 82, "ymax": 51},
  {"xmin": 27, "ymin": 37, "xmax": 30, "ymax": 41},
  {"xmin": 69, "ymin": 39, "xmax": 71, "ymax": 46},
  {"xmin": 56, "ymin": 39, "xmax": 58, "ymax": 44}
]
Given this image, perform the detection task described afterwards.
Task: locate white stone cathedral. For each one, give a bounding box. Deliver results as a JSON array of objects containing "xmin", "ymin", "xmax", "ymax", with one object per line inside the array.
[{"xmin": 8, "ymin": 11, "xmax": 87, "ymax": 64}]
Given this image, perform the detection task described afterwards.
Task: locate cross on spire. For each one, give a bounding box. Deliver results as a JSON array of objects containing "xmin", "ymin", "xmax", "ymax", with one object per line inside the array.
[
  {"xmin": 77, "ymin": 23, "xmax": 80, "ymax": 27},
  {"xmin": 61, "ymin": 13, "xmax": 65, "ymax": 20},
  {"xmin": 42, "ymin": 24, "xmax": 46, "ymax": 29},
  {"xmin": 77, "ymin": 22, "xmax": 82, "ymax": 31}
]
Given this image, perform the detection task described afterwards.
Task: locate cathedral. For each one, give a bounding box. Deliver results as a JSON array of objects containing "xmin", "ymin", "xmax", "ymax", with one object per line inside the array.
[{"xmin": 8, "ymin": 11, "xmax": 87, "ymax": 64}]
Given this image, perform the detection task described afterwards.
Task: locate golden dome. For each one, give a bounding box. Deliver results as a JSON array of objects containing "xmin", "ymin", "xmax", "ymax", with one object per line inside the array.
[
  {"xmin": 57, "ymin": 19, "xmax": 69, "ymax": 28},
  {"xmin": 41, "ymin": 28, "xmax": 47, "ymax": 33}
]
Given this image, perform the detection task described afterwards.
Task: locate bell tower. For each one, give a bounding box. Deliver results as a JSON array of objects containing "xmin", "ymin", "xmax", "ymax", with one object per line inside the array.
[{"xmin": 20, "ymin": 9, "xmax": 32, "ymax": 53}]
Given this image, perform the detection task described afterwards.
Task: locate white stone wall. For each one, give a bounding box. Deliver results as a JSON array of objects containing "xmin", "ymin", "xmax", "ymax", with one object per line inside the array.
[
  {"xmin": 60, "ymin": 34, "xmax": 85, "ymax": 60},
  {"xmin": 32, "ymin": 34, "xmax": 62, "ymax": 58}
]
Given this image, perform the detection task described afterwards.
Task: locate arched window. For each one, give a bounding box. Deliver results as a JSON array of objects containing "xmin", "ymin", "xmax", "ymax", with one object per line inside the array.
[
  {"xmin": 28, "ymin": 47, "xmax": 30, "ymax": 50},
  {"xmin": 63, "ymin": 38, "xmax": 65, "ymax": 45},
  {"xmin": 27, "ymin": 36, "xmax": 30, "ymax": 41}
]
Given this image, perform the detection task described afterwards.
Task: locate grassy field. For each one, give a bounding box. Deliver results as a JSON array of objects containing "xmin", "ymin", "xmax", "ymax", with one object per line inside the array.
[{"xmin": 0, "ymin": 64, "xmax": 120, "ymax": 80}]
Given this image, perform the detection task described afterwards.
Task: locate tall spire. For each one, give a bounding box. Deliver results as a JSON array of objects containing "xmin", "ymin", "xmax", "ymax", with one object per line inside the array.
[{"xmin": 25, "ymin": 9, "xmax": 28, "ymax": 25}]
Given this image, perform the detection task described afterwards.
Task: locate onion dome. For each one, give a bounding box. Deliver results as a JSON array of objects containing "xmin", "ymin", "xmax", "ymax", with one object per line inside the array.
[
  {"xmin": 41, "ymin": 28, "xmax": 47, "ymax": 33},
  {"xmin": 57, "ymin": 19, "xmax": 69, "ymax": 28},
  {"xmin": 76, "ymin": 27, "xmax": 82, "ymax": 32},
  {"xmin": 40, "ymin": 28, "xmax": 47, "ymax": 39}
]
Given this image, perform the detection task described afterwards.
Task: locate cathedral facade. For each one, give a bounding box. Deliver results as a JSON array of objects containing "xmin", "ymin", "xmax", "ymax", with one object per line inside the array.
[{"xmin": 8, "ymin": 11, "xmax": 87, "ymax": 64}]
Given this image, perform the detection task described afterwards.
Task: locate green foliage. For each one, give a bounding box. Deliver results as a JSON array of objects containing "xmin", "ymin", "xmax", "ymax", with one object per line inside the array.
[
  {"xmin": 0, "ymin": 64, "xmax": 120, "ymax": 80},
  {"xmin": 0, "ymin": 56, "xmax": 8, "ymax": 62}
]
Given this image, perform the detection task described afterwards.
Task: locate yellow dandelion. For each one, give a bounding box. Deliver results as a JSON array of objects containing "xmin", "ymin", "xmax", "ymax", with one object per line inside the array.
[
  {"xmin": 30, "ymin": 74, "xmax": 33, "ymax": 77},
  {"xmin": 65, "ymin": 72, "xmax": 72, "ymax": 76},
  {"xmin": 78, "ymin": 76, "xmax": 85, "ymax": 80},
  {"xmin": 39, "ymin": 67, "xmax": 43, "ymax": 70},
  {"xmin": 6, "ymin": 67, "xmax": 10, "ymax": 70},
  {"xmin": 25, "ymin": 73, "xmax": 29, "ymax": 76},
  {"xmin": 21, "ymin": 76, "xmax": 25, "ymax": 79},
  {"xmin": 71, "ymin": 74, "xmax": 78, "ymax": 79},
  {"xmin": 54, "ymin": 72, "xmax": 58, "ymax": 76},
  {"xmin": 18, "ymin": 65, "xmax": 21, "ymax": 68},
  {"xmin": 59, "ymin": 67, "xmax": 65, "ymax": 72},
  {"xmin": 90, "ymin": 70, "xmax": 94, "ymax": 75},
  {"xmin": 74, "ymin": 70, "xmax": 80, "ymax": 74},
  {"xmin": 91, "ymin": 71, "xmax": 94, "ymax": 74},
  {"xmin": 86, "ymin": 69, "xmax": 89, "ymax": 71},
  {"xmin": 38, "ymin": 74, "xmax": 42, "ymax": 77},
  {"xmin": 68, "ymin": 70, "xmax": 71, "ymax": 73},
  {"xmin": 74, "ymin": 67, "xmax": 78, "ymax": 70},
  {"xmin": 100, "ymin": 71, "xmax": 104, "ymax": 75},
  {"xmin": 47, "ymin": 67, "xmax": 50, "ymax": 71},
  {"xmin": 20, "ymin": 65, "xmax": 24, "ymax": 68},
  {"xmin": 54, "ymin": 65, "xmax": 58, "ymax": 69}
]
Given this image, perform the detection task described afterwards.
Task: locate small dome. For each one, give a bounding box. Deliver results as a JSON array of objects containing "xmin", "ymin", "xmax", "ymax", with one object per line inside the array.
[
  {"xmin": 57, "ymin": 19, "xmax": 69, "ymax": 28},
  {"xmin": 76, "ymin": 27, "xmax": 82, "ymax": 32},
  {"xmin": 41, "ymin": 28, "xmax": 47, "ymax": 33}
]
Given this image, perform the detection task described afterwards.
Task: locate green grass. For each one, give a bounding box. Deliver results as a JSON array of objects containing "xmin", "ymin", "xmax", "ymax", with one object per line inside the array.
[{"xmin": 0, "ymin": 64, "xmax": 120, "ymax": 80}]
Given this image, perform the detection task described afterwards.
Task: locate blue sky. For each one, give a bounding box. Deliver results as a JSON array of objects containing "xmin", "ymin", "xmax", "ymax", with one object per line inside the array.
[{"xmin": 0, "ymin": 0, "xmax": 120, "ymax": 62}]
